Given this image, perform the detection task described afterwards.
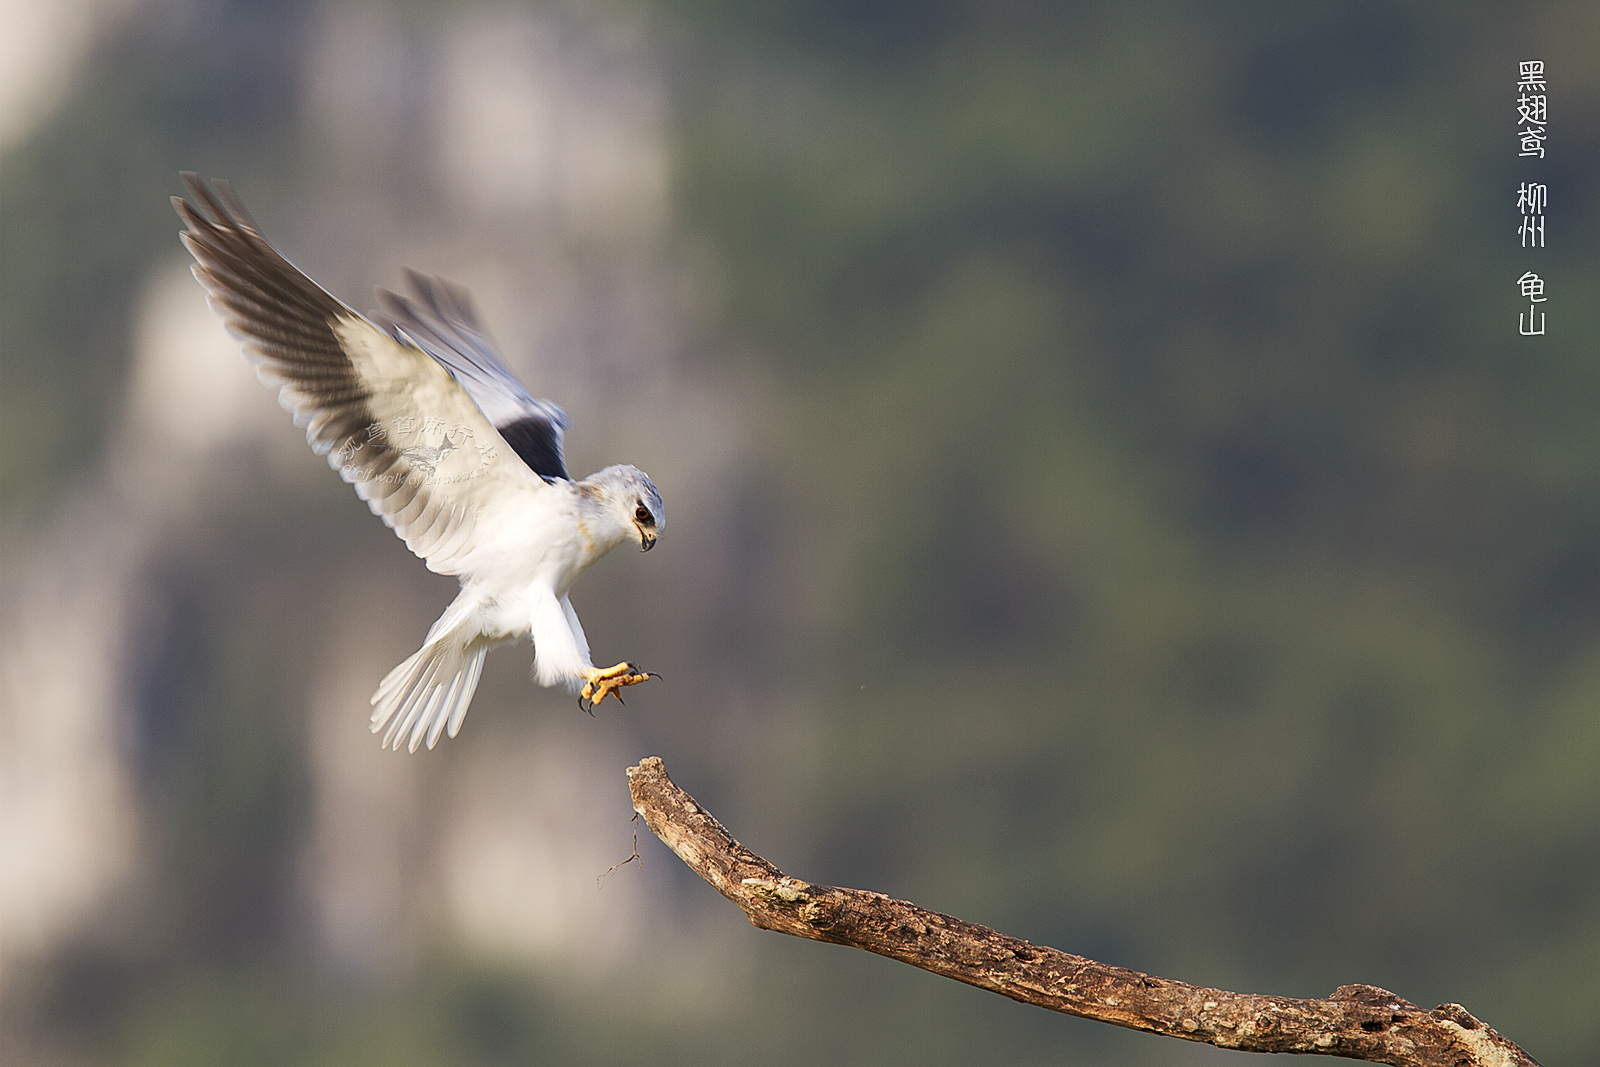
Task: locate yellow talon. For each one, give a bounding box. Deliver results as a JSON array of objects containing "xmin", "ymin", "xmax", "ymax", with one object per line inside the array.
[{"xmin": 578, "ymin": 661, "xmax": 655, "ymax": 714}]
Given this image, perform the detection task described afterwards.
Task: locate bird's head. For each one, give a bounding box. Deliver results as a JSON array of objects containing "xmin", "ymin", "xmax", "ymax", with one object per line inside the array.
[{"xmin": 586, "ymin": 464, "xmax": 664, "ymax": 552}]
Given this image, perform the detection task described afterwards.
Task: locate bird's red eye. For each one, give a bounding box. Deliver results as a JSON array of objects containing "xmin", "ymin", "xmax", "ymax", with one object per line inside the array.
[{"xmin": 635, "ymin": 504, "xmax": 652, "ymax": 524}]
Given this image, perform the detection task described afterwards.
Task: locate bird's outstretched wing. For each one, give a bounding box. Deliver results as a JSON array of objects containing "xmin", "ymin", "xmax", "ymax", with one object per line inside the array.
[
  {"xmin": 173, "ymin": 173, "xmax": 544, "ymax": 575},
  {"xmin": 376, "ymin": 270, "xmax": 572, "ymax": 483}
]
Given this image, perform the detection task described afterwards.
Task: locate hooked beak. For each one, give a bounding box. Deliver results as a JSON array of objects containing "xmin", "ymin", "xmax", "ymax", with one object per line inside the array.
[{"xmin": 639, "ymin": 530, "xmax": 657, "ymax": 552}]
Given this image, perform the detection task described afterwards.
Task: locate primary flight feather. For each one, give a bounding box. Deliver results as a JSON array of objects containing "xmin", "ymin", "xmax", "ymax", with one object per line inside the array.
[{"xmin": 174, "ymin": 173, "xmax": 663, "ymax": 751}]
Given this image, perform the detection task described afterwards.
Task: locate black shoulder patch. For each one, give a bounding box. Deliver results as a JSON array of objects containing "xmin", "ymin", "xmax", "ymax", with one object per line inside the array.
[{"xmin": 499, "ymin": 415, "xmax": 568, "ymax": 482}]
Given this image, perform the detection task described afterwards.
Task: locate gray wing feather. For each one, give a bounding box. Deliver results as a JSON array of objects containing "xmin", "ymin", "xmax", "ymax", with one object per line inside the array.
[
  {"xmin": 174, "ymin": 173, "xmax": 542, "ymax": 575},
  {"xmin": 377, "ymin": 271, "xmax": 571, "ymax": 482}
]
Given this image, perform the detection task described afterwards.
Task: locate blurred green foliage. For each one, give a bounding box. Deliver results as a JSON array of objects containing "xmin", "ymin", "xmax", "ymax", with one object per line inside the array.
[
  {"xmin": 0, "ymin": 0, "xmax": 303, "ymax": 511},
  {"xmin": 4, "ymin": 1, "xmax": 1597, "ymax": 1065},
  {"xmin": 659, "ymin": 1, "xmax": 1600, "ymax": 1061}
]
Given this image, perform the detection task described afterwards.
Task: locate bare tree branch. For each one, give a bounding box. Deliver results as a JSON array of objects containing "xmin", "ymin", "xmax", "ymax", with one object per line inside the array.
[{"xmin": 627, "ymin": 757, "xmax": 1538, "ymax": 1067}]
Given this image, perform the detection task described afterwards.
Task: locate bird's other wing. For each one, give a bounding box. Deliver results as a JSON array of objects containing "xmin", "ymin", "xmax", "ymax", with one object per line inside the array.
[
  {"xmin": 174, "ymin": 173, "xmax": 545, "ymax": 576},
  {"xmin": 377, "ymin": 270, "xmax": 571, "ymax": 483}
]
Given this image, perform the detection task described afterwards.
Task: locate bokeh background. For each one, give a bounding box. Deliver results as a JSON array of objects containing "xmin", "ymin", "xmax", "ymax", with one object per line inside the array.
[{"xmin": 3, "ymin": 1, "xmax": 1597, "ymax": 1064}]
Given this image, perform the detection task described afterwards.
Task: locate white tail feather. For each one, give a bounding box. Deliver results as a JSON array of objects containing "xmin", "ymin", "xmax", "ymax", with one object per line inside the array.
[{"xmin": 370, "ymin": 638, "xmax": 488, "ymax": 752}]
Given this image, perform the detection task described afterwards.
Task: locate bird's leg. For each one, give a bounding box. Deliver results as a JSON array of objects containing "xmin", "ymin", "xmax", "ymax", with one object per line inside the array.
[{"xmin": 578, "ymin": 661, "xmax": 656, "ymax": 714}]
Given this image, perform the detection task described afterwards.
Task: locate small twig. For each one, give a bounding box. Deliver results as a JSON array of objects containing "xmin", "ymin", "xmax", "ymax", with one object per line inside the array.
[
  {"xmin": 597, "ymin": 812, "xmax": 641, "ymax": 891},
  {"xmin": 626, "ymin": 756, "xmax": 1538, "ymax": 1067}
]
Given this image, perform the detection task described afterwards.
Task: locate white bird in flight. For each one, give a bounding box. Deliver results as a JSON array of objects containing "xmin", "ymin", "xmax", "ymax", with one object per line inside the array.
[{"xmin": 174, "ymin": 173, "xmax": 663, "ymax": 751}]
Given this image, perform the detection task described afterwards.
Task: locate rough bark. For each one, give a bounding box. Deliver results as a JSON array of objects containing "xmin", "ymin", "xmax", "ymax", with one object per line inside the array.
[{"xmin": 626, "ymin": 757, "xmax": 1539, "ymax": 1067}]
